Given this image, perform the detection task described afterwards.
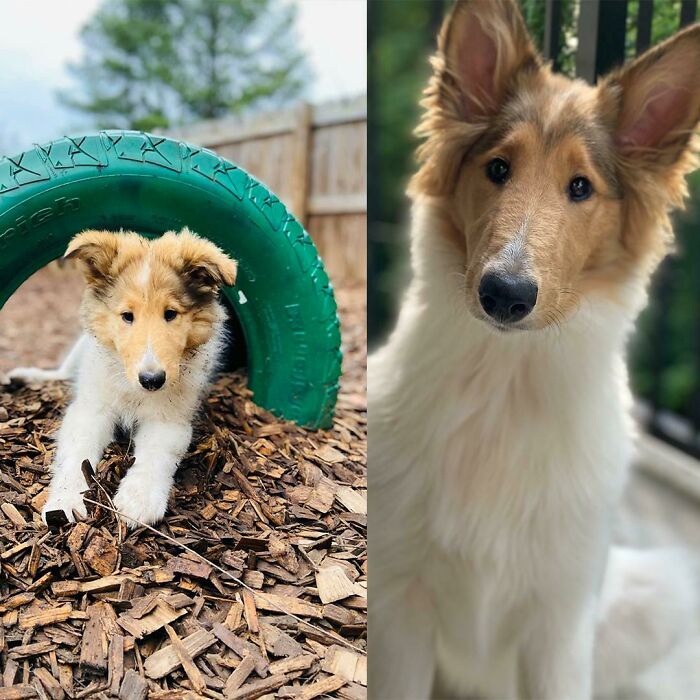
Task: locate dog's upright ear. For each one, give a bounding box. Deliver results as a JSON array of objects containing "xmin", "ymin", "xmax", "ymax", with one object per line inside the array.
[
  {"xmin": 64, "ymin": 230, "xmax": 121, "ymax": 289},
  {"xmin": 175, "ymin": 228, "xmax": 237, "ymax": 298},
  {"xmin": 441, "ymin": 0, "xmax": 540, "ymax": 120},
  {"xmin": 412, "ymin": 0, "xmax": 540, "ymax": 195},
  {"xmin": 597, "ymin": 26, "xmax": 700, "ymax": 262},
  {"xmin": 599, "ymin": 24, "xmax": 700, "ymax": 172}
]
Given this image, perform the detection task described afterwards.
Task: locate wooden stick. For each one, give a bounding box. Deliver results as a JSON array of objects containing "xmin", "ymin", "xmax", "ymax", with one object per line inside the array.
[{"xmin": 163, "ymin": 625, "xmax": 207, "ymax": 694}]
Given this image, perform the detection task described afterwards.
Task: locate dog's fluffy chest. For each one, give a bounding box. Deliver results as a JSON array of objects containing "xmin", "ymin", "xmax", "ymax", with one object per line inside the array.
[
  {"xmin": 425, "ymin": 345, "xmax": 628, "ymax": 556},
  {"xmin": 421, "ymin": 365, "xmax": 622, "ymax": 687},
  {"xmin": 370, "ymin": 284, "xmax": 638, "ymax": 689}
]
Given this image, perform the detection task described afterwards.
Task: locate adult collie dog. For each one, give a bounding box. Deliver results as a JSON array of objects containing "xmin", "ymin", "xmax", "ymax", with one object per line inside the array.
[
  {"xmin": 10, "ymin": 228, "xmax": 236, "ymax": 526},
  {"xmin": 370, "ymin": 1, "xmax": 700, "ymax": 698}
]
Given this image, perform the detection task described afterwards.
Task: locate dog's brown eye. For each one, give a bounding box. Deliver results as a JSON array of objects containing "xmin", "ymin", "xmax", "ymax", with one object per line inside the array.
[
  {"xmin": 121, "ymin": 312, "xmax": 134, "ymax": 324},
  {"xmin": 486, "ymin": 157, "xmax": 510, "ymax": 185},
  {"xmin": 164, "ymin": 309, "xmax": 178, "ymax": 322},
  {"xmin": 569, "ymin": 176, "xmax": 593, "ymax": 202}
]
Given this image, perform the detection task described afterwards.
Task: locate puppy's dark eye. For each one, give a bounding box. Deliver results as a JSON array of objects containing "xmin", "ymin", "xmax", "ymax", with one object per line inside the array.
[
  {"xmin": 486, "ymin": 158, "xmax": 510, "ymax": 185},
  {"xmin": 569, "ymin": 176, "xmax": 593, "ymax": 202},
  {"xmin": 164, "ymin": 309, "xmax": 178, "ymax": 322},
  {"xmin": 121, "ymin": 312, "xmax": 134, "ymax": 324}
]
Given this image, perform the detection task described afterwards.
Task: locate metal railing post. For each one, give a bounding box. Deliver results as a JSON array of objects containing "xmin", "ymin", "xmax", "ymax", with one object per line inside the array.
[
  {"xmin": 576, "ymin": 0, "xmax": 628, "ymax": 83},
  {"xmin": 543, "ymin": 0, "xmax": 563, "ymax": 71}
]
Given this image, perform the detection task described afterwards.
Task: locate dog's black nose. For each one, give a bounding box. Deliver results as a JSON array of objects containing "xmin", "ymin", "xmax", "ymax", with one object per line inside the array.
[
  {"xmin": 478, "ymin": 272, "xmax": 538, "ymax": 324},
  {"xmin": 138, "ymin": 371, "xmax": 166, "ymax": 391}
]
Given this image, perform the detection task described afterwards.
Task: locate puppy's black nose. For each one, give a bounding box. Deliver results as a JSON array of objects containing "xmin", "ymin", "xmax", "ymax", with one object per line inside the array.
[
  {"xmin": 138, "ymin": 371, "xmax": 166, "ymax": 391},
  {"xmin": 478, "ymin": 272, "xmax": 538, "ymax": 324}
]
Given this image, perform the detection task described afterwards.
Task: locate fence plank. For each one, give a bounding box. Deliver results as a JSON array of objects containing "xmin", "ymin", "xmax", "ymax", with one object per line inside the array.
[
  {"xmin": 166, "ymin": 111, "xmax": 297, "ymax": 149},
  {"xmin": 291, "ymin": 103, "xmax": 313, "ymax": 227},
  {"xmin": 308, "ymin": 194, "xmax": 367, "ymax": 216}
]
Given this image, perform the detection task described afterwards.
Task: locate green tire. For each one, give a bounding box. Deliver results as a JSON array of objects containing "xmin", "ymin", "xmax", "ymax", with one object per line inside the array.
[{"xmin": 0, "ymin": 131, "xmax": 341, "ymax": 429}]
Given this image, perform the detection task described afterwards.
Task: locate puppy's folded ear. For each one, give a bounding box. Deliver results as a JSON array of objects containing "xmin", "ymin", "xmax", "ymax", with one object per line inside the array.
[
  {"xmin": 413, "ymin": 0, "xmax": 540, "ymax": 195},
  {"xmin": 177, "ymin": 229, "xmax": 237, "ymax": 297},
  {"xmin": 599, "ymin": 24, "xmax": 700, "ymax": 171},
  {"xmin": 64, "ymin": 230, "xmax": 120, "ymax": 288}
]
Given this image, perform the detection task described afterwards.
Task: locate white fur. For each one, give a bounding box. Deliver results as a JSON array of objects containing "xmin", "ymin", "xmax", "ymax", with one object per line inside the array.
[
  {"xmin": 136, "ymin": 261, "xmax": 151, "ymax": 287},
  {"xmin": 138, "ymin": 341, "xmax": 162, "ymax": 374},
  {"xmin": 369, "ymin": 201, "xmax": 696, "ymax": 699},
  {"xmin": 594, "ymin": 548, "xmax": 698, "ymax": 696},
  {"xmin": 9, "ymin": 305, "xmax": 226, "ymax": 527}
]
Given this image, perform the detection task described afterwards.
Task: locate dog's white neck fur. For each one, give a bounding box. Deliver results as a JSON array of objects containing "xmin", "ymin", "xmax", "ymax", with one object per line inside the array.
[{"xmin": 370, "ymin": 201, "xmax": 695, "ymax": 698}]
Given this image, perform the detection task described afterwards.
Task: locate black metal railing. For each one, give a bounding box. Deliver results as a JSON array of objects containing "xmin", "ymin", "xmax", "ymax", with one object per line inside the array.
[{"xmin": 545, "ymin": 0, "xmax": 697, "ymax": 82}]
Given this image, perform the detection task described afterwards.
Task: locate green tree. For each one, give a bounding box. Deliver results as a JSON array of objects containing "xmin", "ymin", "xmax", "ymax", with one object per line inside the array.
[{"xmin": 61, "ymin": 0, "xmax": 308, "ymax": 131}]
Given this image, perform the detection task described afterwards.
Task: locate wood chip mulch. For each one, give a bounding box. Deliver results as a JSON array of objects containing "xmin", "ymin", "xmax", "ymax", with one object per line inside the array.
[{"xmin": 0, "ymin": 288, "xmax": 366, "ymax": 700}]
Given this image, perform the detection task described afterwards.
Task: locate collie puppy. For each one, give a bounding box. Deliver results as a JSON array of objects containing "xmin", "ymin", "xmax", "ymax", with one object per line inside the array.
[
  {"xmin": 10, "ymin": 228, "xmax": 236, "ymax": 526},
  {"xmin": 370, "ymin": 2, "xmax": 700, "ymax": 698}
]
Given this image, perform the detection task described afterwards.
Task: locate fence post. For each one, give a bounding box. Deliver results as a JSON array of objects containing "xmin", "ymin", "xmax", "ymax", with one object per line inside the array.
[
  {"xmin": 291, "ymin": 102, "xmax": 312, "ymax": 228},
  {"xmin": 576, "ymin": 0, "xmax": 628, "ymax": 83}
]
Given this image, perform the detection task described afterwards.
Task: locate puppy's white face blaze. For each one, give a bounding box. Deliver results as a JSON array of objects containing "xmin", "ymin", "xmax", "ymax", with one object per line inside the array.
[
  {"xmin": 64, "ymin": 228, "xmax": 237, "ymax": 391},
  {"xmin": 112, "ymin": 268, "xmax": 190, "ymax": 389},
  {"xmin": 139, "ymin": 342, "xmax": 162, "ymax": 375},
  {"xmin": 136, "ymin": 260, "xmax": 151, "ymax": 287}
]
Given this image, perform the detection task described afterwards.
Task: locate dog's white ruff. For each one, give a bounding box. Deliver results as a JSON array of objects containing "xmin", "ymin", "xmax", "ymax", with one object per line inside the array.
[
  {"xmin": 369, "ymin": 201, "xmax": 697, "ymax": 699},
  {"xmin": 9, "ymin": 306, "xmax": 226, "ymax": 526}
]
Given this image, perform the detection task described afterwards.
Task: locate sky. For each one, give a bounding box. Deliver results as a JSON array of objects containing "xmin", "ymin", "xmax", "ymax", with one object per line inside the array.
[{"xmin": 0, "ymin": 0, "xmax": 367, "ymax": 154}]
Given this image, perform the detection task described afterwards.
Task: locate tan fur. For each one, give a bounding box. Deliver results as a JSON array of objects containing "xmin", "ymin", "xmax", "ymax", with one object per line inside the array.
[
  {"xmin": 67, "ymin": 228, "xmax": 237, "ymax": 386},
  {"xmin": 411, "ymin": 0, "xmax": 700, "ymax": 331}
]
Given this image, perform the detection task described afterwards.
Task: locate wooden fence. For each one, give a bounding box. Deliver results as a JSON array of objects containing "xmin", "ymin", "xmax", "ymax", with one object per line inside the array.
[{"xmin": 166, "ymin": 96, "xmax": 367, "ymax": 286}]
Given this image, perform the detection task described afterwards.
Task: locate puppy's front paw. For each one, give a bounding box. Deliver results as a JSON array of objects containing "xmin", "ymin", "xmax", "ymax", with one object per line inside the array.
[
  {"xmin": 8, "ymin": 367, "xmax": 56, "ymax": 385},
  {"xmin": 113, "ymin": 475, "xmax": 170, "ymax": 528},
  {"xmin": 42, "ymin": 488, "xmax": 88, "ymax": 525},
  {"xmin": 8, "ymin": 367, "xmax": 39, "ymax": 385}
]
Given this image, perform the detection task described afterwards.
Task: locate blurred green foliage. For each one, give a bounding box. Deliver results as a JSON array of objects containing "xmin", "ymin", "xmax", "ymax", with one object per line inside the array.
[
  {"xmin": 61, "ymin": 0, "xmax": 308, "ymax": 131},
  {"xmin": 369, "ymin": 0, "xmax": 700, "ymax": 422},
  {"xmin": 632, "ymin": 171, "xmax": 700, "ymax": 417},
  {"xmin": 368, "ymin": 0, "xmax": 435, "ymax": 225}
]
